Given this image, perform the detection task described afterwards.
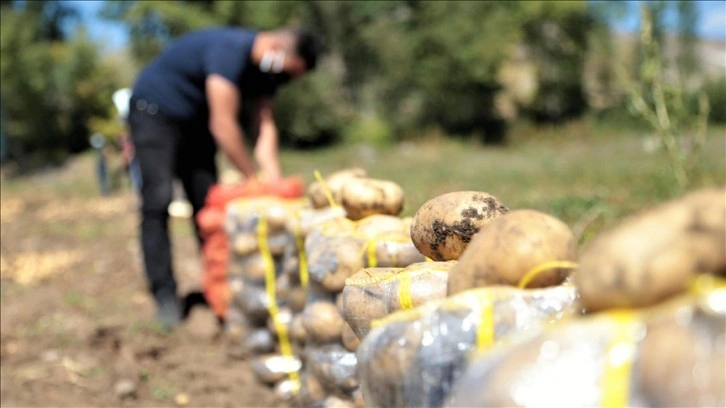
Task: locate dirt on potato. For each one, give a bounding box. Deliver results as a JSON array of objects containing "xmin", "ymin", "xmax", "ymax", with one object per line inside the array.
[{"xmin": 0, "ymin": 157, "xmax": 277, "ymax": 407}]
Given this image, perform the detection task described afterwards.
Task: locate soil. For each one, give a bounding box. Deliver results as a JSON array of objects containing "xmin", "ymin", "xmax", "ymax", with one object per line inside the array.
[{"xmin": 0, "ymin": 158, "xmax": 277, "ymax": 407}]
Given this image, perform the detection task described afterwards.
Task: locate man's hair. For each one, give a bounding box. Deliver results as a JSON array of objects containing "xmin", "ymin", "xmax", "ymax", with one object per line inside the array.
[{"xmin": 277, "ymin": 27, "xmax": 324, "ymax": 71}]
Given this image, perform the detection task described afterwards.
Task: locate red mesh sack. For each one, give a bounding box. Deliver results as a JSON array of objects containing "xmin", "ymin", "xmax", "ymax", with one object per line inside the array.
[{"xmin": 198, "ymin": 176, "xmax": 305, "ymax": 320}]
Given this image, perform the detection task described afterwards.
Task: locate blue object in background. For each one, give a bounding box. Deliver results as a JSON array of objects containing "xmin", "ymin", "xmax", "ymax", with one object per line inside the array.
[{"xmin": 90, "ymin": 132, "xmax": 110, "ymax": 196}]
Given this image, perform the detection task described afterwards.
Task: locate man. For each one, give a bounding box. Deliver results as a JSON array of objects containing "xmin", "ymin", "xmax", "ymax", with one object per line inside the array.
[{"xmin": 128, "ymin": 26, "xmax": 322, "ymax": 328}]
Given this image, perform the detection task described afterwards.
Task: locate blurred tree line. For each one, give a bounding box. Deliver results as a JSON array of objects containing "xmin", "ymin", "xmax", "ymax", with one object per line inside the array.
[{"xmin": 0, "ymin": 0, "xmax": 722, "ymax": 167}]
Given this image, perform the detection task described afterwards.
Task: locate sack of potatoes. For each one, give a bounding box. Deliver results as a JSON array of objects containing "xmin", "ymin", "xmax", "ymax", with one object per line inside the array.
[
  {"xmin": 410, "ymin": 191, "xmax": 510, "ymax": 261},
  {"xmin": 446, "ymin": 283, "xmax": 725, "ymax": 408},
  {"xmin": 306, "ymin": 215, "xmax": 426, "ymax": 294},
  {"xmin": 574, "ymin": 187, "xmax": 726, "ymax": 312},
  {"xmin": 448, "ymin": 209, "xmax": 577, "ymax": 295},
  {"xmin": 356, "ymin": 285, "xmax": 580, "ymax": 408},
  {"xmin": 341, "ymin": 261, "xmax": 456, "ymax": 339}
]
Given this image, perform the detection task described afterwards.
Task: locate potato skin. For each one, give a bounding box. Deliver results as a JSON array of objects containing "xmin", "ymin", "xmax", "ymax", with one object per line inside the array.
[
  {"xmin": 410, "ymin": 191, "xmax": 509, "ymax": 261},
  {"xmin": 574, "ymin": 187, "xmax": 726, "ymax": 312},
  {"xmin": 341, "ymin": 178, "xmax": 405, "ymax": 221},
  {"xmin": 448, "ymin": 210, "xmax": 576, "ymax": 294},
  {"xmin": 302, "ymin": 301, "xmax": 345, "ymax": 344}
]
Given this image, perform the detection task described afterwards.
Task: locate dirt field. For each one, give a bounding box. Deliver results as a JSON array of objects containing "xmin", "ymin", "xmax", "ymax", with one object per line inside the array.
[{"xmin": 0, "ymin": 158, "xmax": 277, "ymax": 407}]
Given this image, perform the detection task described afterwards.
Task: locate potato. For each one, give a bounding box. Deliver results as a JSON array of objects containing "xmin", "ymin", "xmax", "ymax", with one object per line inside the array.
[
  {"xmin": 299, "ymin": 372, "xmax": 327, "ymax": 406},
  {"xmin": 237, "ymin": 283, "xmax": 270, "ymax": 325},
  {"xmin": 357, "ymin": 315, "xmax": 423, "ymax": 407},
  {"xmin": 302, "ymin": 301, "xmax": 345, "ymax": 344},
  {"xmin": 240, "ymin": 328, "xmax": 276, "ymax": 356},
  {"xmin": 232, "ymin": 233, "xmax": 258, "ymax": 256},
  {"xmin": 290, "ymin": 314, "xmax": 307, "ymax": 345},
  {"xmin": 307, "ymin": 235, "xmax": 365, "ymax": 293},
  {"xmin": 367, "ymin": 231, "xmax": 427, "ymax": 268},
  {"xmin": 574, "ymin": 187, "xmax": 726, "ymax": 312},
  {"xmin": 355, "ymin": 214, "xmax": 407, "ymax": 238},
  {"xmin": 341, "ymin": 178, "xmax": 404, "ymax": 221},
  {"xmin": 410, "ymin": 191, "xmax": 509, "ymax": 261},
  {"xmin": 448, "ymin": 209, "xmax": 576, "ymax": 294},
  {"xmin": 308, "ymin": 168, "xmax": 368, "ymax": 209},
  {"xmin": 340, "ymin": 267, "xmax": 400, "ymax": 339},
  {"xmin": 639, "ymin": 307, "xmax": 725, "ymax": 407},
  {"xmin": 341, "ymin": 322, "xmax": 360, "ymax": 352},
  {"xmin": 250, "ymin": 354, "xmax": 302, "ymax": 386},
  {"xmin": 286, "ymin": 285, "xmax": 307, "ymax": 313},
  {"xmin": 237, "ymin": 253, "xmax": 267, "ymax": 282},
  {"xmin": 306, "ymin": 344, "xmax": 359, "ymax": 394}
]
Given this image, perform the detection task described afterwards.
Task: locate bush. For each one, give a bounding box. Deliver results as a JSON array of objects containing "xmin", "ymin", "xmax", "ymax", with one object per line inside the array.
[{"xmin": 703, "ymin": 76, "xmax": 726, "ymax": 123}]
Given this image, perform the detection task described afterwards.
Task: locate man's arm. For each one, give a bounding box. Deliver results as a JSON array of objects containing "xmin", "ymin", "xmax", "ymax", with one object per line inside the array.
[
  {"xmin": 253, "ymin": 97, "xmax": 282, "ymax": 181},
  {"xmin": 206, "ymin": 74, "xmax": 257, "ymax": 179}
]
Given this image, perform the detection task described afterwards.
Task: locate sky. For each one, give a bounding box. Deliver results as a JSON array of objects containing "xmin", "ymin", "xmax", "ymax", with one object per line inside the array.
[{"xmin": 66, "ymin": 0, "xmax": 726, "ymax": 53}]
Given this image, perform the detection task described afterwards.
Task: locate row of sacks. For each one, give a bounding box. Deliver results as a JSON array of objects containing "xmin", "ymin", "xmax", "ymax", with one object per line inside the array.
[
  {"xmin": 222, "ymin": 168, "xmax": 429, "ymax": 406},
  {"xmin": 350, "ymin": 187, "xmax": 725, "ymax": 407}
]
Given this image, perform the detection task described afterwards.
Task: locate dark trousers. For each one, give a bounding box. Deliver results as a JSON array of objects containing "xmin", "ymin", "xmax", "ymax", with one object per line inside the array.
[{"xmin": 128, "ymin": 99, "xmax": 217, "ymax": 302}]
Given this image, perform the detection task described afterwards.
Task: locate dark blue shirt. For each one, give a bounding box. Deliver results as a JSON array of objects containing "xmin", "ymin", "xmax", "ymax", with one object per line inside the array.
[{"xmin": 132, "ymin": 27, "xmax": 279, "ymax": 121}]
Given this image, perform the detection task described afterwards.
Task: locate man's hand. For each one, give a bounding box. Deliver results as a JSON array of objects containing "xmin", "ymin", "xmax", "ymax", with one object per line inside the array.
[
  {"xmin": 206, "ymin": 74, "xmax": 257, "ymax": 179},
  {"xmin": 254, "ymin": 98, "xmax": 283, "ymax": 182}
]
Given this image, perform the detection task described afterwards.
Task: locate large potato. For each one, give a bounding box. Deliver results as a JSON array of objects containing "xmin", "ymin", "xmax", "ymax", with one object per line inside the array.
[
  {"xmin": 302, "ymin": 301, "xmax": 345, "ymax": 344},
  {"xmin": 574, "ymin": 187, "xmax": 726, "ymax": 312},
  {"xmin": 341, "ymin": 178, "xmax": 404, "ymax": 221},
  {"xmin": 308, "ymin": 168, "xmax": 368, "ymax": 209},
  {"xmin": 448, "ymin": 209, "xmax": 576, "ymax": 294},
  {"xmin": 410, "ymin": 191, "xmax": 509, "ymax": 261}
]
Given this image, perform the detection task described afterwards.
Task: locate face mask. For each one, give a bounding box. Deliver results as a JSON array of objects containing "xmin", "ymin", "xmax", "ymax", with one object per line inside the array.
[{"xmin": 260, "ymin": 50, "xmax": 286, "ymax": 74}]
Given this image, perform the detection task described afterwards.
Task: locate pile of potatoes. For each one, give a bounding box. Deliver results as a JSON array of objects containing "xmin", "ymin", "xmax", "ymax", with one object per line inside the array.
[{"xmin": 353, "ymin": 190, "xmax": 587, "ymax": 407}]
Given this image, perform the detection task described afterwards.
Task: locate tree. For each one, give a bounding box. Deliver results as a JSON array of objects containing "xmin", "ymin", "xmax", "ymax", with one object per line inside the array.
[{"xmin": 1, "ymin": 0, "xmax": 122, "ymax": 166}]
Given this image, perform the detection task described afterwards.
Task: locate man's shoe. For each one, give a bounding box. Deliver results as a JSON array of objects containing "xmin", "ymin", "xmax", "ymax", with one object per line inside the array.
[{"xmin": 155, "ymin": 296, "xmax": 182, "ymax": 329}]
